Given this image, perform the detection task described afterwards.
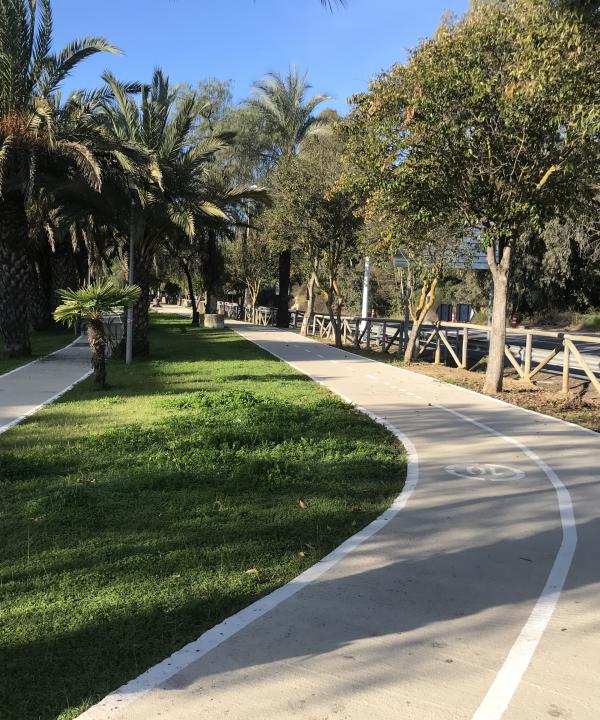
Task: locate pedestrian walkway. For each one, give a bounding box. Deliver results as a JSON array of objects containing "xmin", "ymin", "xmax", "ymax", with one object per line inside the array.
[
  {"xmin": 81, "ymin": 323, "xmax": 599, "ymax": 720},
  {"xmin": 0, "ymin": 337, "xmax": 91, "ymax": 434}
]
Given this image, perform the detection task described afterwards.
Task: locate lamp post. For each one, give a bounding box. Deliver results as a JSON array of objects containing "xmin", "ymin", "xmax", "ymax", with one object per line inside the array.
[
  {"xmin": 360, "ymin": 256, "xmax": 371, "ymax": 329},
  {"xmin": 126, "ymin": 198, "xmax": 135, "ymax": 365}
]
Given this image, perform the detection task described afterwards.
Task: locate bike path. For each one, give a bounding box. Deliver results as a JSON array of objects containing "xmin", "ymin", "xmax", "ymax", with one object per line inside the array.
[
  {"xmin": 0, "ymin": 338, "xmax": 91, "ymax": 434},
  {"xmin": 81, "ymin": 323, "xmax": 600, "ymax": 720}
]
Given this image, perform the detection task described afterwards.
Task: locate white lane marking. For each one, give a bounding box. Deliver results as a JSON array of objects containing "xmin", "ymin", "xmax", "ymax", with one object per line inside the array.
[
  {"xmin": 315, "ymin": 353, "xmax": 325, "ymax": 359},
  {"xmin": 445, "ymin": 464, "xmax": 526, "ymax": 482},
  {"xmin": 366, "ymin": 374, "xmax": 377, "ymax": 380},
  {"xmin": 0, "ymin": 335, "xmax": 82, "ymax": 380},
  {"xmin": 431, "ymin": 402, "xmax": 577, "ymax": 720},
  {"xmin": 79, "ymin": 348, "xmax": 420, "ymax": 720},
  {"xmin": 304, "ymin": 349, "xmax": 312, "ymax": 354},
  {"xmin": 0, "ymin": 368, "xmax": 93, "ymax": 435},
  {"xmin": 238, "ymin": 327, "xmax": 578, "ymax": 720}
]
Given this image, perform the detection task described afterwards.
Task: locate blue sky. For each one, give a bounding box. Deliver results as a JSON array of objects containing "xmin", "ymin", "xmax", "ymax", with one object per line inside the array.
[{"xmin": 54, "ymin": 0, "xmax": 469, "ymax": 114}]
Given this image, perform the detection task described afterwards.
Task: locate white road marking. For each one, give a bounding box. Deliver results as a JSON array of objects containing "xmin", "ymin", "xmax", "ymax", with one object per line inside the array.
[
  {"xmin": 0, "ymin": 368, "xmax": 93, "ymax": 435},
  {"xmin": 78, "ymin": 391, "xmax": 420, "ymax": 720},
  {"xmin": 316, "ymin": 353, "xmax": 325, "ymax": 359},
  {"xmin": 0, "ymin": 336, "xmax": 82, "ymax": 380},
  {"xmin": 445, "ymin": 464, "xmax": 526, "ymax": 482},
  {"xmin": 366, "ymin": 374, "xmax": 377, "ymax": 380},
  {"xmin": 429, "ymin": 402, "xmax": 577, "ymax": 720},
  {"xmin": 252, "ymin": 330, "xmax": 578, "ymax": 720}
]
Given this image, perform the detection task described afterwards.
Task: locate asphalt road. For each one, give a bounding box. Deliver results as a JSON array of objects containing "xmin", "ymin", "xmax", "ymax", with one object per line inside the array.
[{"xmin": 80, "ymin": 322, "xmax": 600, "ymax": 720}]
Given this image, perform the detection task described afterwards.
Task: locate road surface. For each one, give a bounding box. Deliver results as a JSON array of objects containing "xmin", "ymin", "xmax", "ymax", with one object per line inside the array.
[
  {"xmin": 81, "ymin": 323, "xmax": 600, "ymax": 720},
  {"xmin": 0, "ymin": 337, "xmax": 91, "ymax": 434}
]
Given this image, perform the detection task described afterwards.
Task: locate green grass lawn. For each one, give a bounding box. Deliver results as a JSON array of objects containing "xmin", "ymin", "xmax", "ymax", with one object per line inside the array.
[
  {"xmin": 0, "ymin": 326, "xmax": 73, "ymax": 375},
  {"xmin": 0, "ymin": 315, "xmax": 406, "ymax": 720}
]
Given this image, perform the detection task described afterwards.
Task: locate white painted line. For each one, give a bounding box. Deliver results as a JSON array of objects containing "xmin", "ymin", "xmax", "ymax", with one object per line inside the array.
[
  {"xmin": 315, "ymin": 353, "xmax": 325, "ymax": 359},
  {"xmin": 78, "ymin": 380, "xmax": 419, "ymax": 719},
  {"xmin": 366, "ymin": 374, "xmax": 377, "ymax": 380},
  {"xmin": 0, "ymin": 335, "xmax": 82, "ymax": 380},
  {"xmin": 0, "ymin": 368, "xmax": 93, "ymax": 436},
  {"xmin": 430, "ymin": 402, "xmax": 577, "ymax": 720},
  {"xmin": 237, "ymin": 326, "xmax": 578, "ymax": 720}
]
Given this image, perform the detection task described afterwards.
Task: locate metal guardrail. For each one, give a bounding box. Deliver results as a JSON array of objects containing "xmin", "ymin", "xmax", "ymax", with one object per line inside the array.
[{"xmin": 217, "ymin": 301, "xmax": 600, "ymax": 395}]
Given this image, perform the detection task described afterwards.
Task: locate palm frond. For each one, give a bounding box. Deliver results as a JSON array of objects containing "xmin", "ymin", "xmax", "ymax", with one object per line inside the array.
[{"xmin": 53, "ymin": 279, "xmax": 141, "ymax": 325}]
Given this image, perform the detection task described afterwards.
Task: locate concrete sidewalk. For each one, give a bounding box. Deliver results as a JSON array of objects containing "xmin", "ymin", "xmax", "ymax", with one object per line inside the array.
[
  {"xmin": 0, "ymin": 337, "xmax": 91, "ymax": 434},
  {"xmin": 81, "ymin": 323, "xmax": 599, "ymax": 720}
]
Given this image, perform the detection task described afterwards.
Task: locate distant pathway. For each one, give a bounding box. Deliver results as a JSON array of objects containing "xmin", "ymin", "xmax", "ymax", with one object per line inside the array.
[
  {"xmin": 81, "ymin": 323, "xmax": 600, "ymax": 720},
  {"xmin": 0, "ymin": 337, "xmax": 91, "ymax": 434}
]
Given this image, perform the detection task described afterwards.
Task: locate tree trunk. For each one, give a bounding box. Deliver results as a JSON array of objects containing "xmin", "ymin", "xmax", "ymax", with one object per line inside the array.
[
  {"xmin": 180, "ymin": 258, "xmax": 199, "ymax": 325},
  {"xmin": 29, "ymin": 240, "xmax": 54, "ymax": 331},
  {"xmin": 87, "ymin": 317, "xmax": 107, "ymax": 389},
  {"xmin": 325, "ymin": 297, "xmax": 342, "ymax": 349},
  {"xmin": 131, "ymin": 241, "xmax": 153, "ymax": 356},
  {"xmin": 404, "ymin": 277, "xmax": 438, "ymax": 364},
  {"xmin": 204, "ymin": 229, "xmax": 220, "ymax": 314},
  {"xmin": 276, "ymin": 249, "xmax": 291, "ymax": 328},
  {"xmin": 301, "ymin": 272, "xmax": 317, "ymax": 336},
  {"xmin": 483, "ymin": 244, "xmax": 511, "ymax": 394},
  {"xmin": 0, "ymin": 192, "xmax": 32, "ymax": 356}
]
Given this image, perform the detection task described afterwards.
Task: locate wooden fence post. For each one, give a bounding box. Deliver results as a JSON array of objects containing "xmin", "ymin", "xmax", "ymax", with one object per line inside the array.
[
  {"xmin": 461, "ymin": 328, "xmax": 469, "ymax": 369},
  {"xmin": 562, "ymin": 340, "xmax": 570, "ymax": 394},
  {"xmin": 434, "ymin": 331, "xmax": 441, "ymax": 364},
  {"xmin": 523, "ymin": 332, "xmax": 533, "ymax": 382}
]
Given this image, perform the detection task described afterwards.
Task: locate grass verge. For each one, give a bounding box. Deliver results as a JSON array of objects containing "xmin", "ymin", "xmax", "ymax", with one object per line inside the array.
[
  {"xmin": 0, "ymin": 327, "xmax": 73, "ymax": 375},
  {"xmin": 0, "ymin": 315, "xmax": 406, "ymax": 720}
]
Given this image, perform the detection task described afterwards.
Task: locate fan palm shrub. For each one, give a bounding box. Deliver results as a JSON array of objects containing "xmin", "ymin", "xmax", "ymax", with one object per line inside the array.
[
  {"xmin": 0, "ymin": 0, "xmax": 119, "ymax": 356},
  {"xmin": 53, "ymin": 279, "xmax": 140, "ymax": 388}
]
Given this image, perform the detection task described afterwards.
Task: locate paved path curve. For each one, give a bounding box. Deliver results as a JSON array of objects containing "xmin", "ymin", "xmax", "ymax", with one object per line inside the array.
[
  {"xmin": 81, "ymin": 323, "xmax": 599, "ymax": 720},
  {"xmin": 0, "ymin": 337, "xmax": 91, "ymax": 435}
]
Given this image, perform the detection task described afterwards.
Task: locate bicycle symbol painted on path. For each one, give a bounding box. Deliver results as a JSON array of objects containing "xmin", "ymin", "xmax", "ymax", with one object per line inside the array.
[{"xmin": 444, "ymin": 463, "xmax": 526, "ymax": 482}]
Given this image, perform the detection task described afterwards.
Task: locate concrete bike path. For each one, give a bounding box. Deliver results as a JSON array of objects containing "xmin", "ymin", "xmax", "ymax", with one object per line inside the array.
[
  {"xmin": 82, "ymin": 324, "xmax": 600, "ymax": 720},
  {"xmin": 0, "ymin": 337, "xmax": 91, "ymax": 434}
]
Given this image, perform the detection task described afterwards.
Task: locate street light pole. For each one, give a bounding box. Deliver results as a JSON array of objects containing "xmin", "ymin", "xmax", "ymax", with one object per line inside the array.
[
  {"xmin": 126, "ymin": 199, "xmax": 135, "ymax": 365},
  {"xmin": 361, "ymin": 256, "xmax": 371, "ymax": 325}
]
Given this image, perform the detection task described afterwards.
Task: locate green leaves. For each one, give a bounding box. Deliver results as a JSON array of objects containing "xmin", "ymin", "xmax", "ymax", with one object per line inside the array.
[{"xmin": 53, "ymin": 279, "xmax": 141, "ymax": 325}]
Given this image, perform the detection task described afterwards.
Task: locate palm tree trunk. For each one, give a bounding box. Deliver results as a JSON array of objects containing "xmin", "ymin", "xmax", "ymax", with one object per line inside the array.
[
  {"xmin": 0, "ymin": 192, "xmax": 32, "ymax": 356},
  {"xmin": 87, "ymin": 317, "xmax": 107, "ymax": 388},
  {"xmin": 131, "ymin": 242, "xmax": 153, "ymax": 356},
  {"xmin": 180, "ymin": 258, "xmax": 199, "ymax": 325},
  {"xmin": 276, "ymin": 249, "xmax": 291, "ymax": 328},
  {"xmin": 29, "ymin": 240, "xmax": 54, "ymax": 331}
]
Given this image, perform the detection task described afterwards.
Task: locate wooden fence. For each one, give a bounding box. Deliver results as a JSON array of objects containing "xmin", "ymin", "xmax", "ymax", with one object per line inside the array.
[{"xmin": 217, "ymin": 301, "xmax": 600, "ymax": 395}]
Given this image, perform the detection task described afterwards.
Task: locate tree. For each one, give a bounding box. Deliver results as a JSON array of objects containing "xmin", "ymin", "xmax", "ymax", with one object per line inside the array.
[
  {"xmin": 100, "ymin": 69, "xmax": 234, "ymax": 355},
  {"xmin": 343, "ymin": 0, "xmax": 600, "ymax": 391},
  {"xmin": 53, "ymin": 279, "xmax": 140, "ymax": 388},
  {"xmin": 0, "ymin": 0, "xmax": 118, "ymax": 356},
  {"xmin": 263, "ymin": 134, "xmax": 360, "ymax": 347},
  {"xmin": 248, "ymin": 70, "xmax": 331, "ymax": 328},
  {"xmin": 225, "ymin": 221, "xmax": 277, "ymax": 315}
]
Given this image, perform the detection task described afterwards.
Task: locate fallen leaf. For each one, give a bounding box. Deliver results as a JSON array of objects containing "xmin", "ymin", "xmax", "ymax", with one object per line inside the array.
[
  {"xmin": 297, "ymin": 499, "xmax": 306, "ymax": 509},
  {"xmin": 298, "ymin": 551, "xmax": 305, "ymax": 557},
  {"xmin": 244, "ymin": 568, "xmax": 258, "ymax": 575}
]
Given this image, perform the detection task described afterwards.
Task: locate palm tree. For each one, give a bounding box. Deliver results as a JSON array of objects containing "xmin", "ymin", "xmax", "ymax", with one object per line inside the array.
[
  {"xmin": 53, "ymin": 279, "xmax": 140, "ymax": 388},
  {"xmin": 248, "ymin": 69, "xmax": 330, "ymax": 327},
  {"xmin": 0, "ymin": 0, "xmax": 119, "ymax": 356},
  {"xmin": 100, "ymin": 69, "xmax": 236, "ymax": 356}
]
